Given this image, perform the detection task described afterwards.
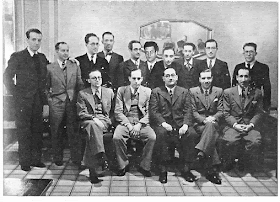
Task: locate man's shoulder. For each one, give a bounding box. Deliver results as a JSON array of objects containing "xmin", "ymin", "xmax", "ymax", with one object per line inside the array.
[
  {"xmin": 140, "ymin": 86, "xmax": 151, "ymax": 93},
  {"xmin": 190, "ymin": 86, "xmax": 200, "ymax": 93},
  {"xmin": 112, "ymin": 52, "xmax": 123, "ymax": 59},
  {"xmin": 212, "ymin": 86, "xmax": 223, "ymax": 92},
  {"xmin": 176, "ymin": 85, "xmax": 189, "ymax": 93},
  {"xmin": 79, "ymin": 87, "xmax": 91, "ymax": 94},
  {"xmin": 75, "ymin": 54, "xmax": 87, "ymax": 61},
  {"xmin": 101, "ymin": 86, "xmax": 114, "ymax": 94},
  {"xmin": 254, "ymin": 61, "xmax": 269, "ymax": 69},
  {"xmin": 224, "ymin": 86, "xmax": 236, "ymax": 94},
  {"xmin": 216, "ymin": 58, "xmax": 228, "ymax": 65}
]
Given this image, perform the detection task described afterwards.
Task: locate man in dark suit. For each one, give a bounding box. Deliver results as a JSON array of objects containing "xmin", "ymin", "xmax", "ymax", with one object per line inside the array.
[
  {"xmin": 97, "ymin": 32, "xmax": 124, "ymax": 91},
  {"xmin": 190, "ymin": 69, "xmax": 223, "ymax": 184},
  {"xmin": 143, "ymin": 41, "xmax": 159, "ymax": 87},
  {"xmin": 113, "ymin": 69, "xmax": 156, "ymax": 177},
  {"xmin": 199, "ymin": 39, "xmax": 231, "ymax": 90},
  {"xmin": 149, "ymin": 46, "xmax": 182, "ymax": 89},
  {"xmin": 76, "ymin": 33, "xmax": 111, "ymax": 88},
  {"xmin": 149, "ymin": 68, "xmax": 198, "ymax": 184},
  {"xmin": 3, "ymin": 28, "xmax": 48, "ymax": 171},
  {"xmin": 174, "ymin": 42, "xmax": 203, "ymax": 89},
  {"xmin": 222, "ymin": 68, "xmax": 263, "ymax": 172},
  {"xmin": 120, "ymin": 40, "xmax": 149, "ymax": 87},
  {"xmin": 77, "ymin": 70, "xmax": 114, "ymax": 184},
  {"xmin": 46, "ymin": 42, "xmax": 84, "ymax": 167},
  {"xmin": 232, "ymin": 43, "xmax": 271, "ymax": 112}
]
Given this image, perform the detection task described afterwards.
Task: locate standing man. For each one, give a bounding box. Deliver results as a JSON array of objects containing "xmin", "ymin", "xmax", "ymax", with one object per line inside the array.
[
  {"xmin": 46, "ymin": 42, "xmax": 84, "ymax": 167},
  {"xmin": 149, "ymin": 68, "xmax": 198, "ymax": 184},
  {"xmin": 4, "ymin": 28, "xmax": 48, "ymax": 171},
  {"xmin": 222, "ymin": 68, "xmax": 263, "ymax": 172},
  {"xmin": 76, "ymin": 33, "xmax": 111, "ymax": 88},
  {"xmin": 200, "ymin": 39, "xmax": 231, "ymax": 89},
  {"xmin": 113, "ymin": 69, "xmax": 156, "ymax": 177},
  {"xmin": 77, "ymin": 70, "xmax": 114, "ymax": 183},
  {"xmin": 143, "ymin": 41, "xmax": 159, "ymax": 87},
  {"xmin": 120, "ymin": 40, "xmax": 149, "ymax": 87},
  {"xmin": 190, "ymin": 69, "xmax": 223, "ymax": 184},
  {"xmin": 232, "ymin": 43, "xmax": 271, "ymax": 112},
  {"xmin": 97, "ymin": 32, "xmax": 124, "ymax": 91},
  {"xmin": 175, "ymin": 42, "xmax": 203, "ymax": 89}
]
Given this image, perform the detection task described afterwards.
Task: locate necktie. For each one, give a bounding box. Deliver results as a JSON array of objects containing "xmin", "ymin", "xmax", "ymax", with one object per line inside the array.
[
  {"xmin": 169, "ymin": 89, "xmax": 173, "ymax": 98},
  {"xmin": 209, "ymin": 60, "xmax": 212, "ymax": 69},
  {"xmin": 91, "ymin": 55, "xmax": 95, "ymax": 64},
  {"xmin": 186, "ymin": 62, "xmax": 191, "ymax": 71},
  {"xmin": 149, "ymin": 65, "xmax": 153, "ymax": 72},
  {"xmin": 135, "ymin": 60, "xmax": 139, "ymax": 68},
  {"xmin": 106, "ymin": 52, "xmax": 112, "ymax": 56},
  {"xmin": 62, "ymin": 61, "xmax": 66, "ymax": 70},
  {"xmin": 205, "ymin": 90, "xmax": 210, "ymax": 107},
  {"xmin": 247, "ymin": 63, "xmax": 250, "ymax": 69},
  {"xmin": 241, "ymin": 89, "xmax": 246, "ymax": 108},
  {"xmin": 62, "ymin": 60, "xmax": 67, "ymax": 80},
  {"xmin": 95, "ymin": 89, "xmax": 100, "ymax": 99}
]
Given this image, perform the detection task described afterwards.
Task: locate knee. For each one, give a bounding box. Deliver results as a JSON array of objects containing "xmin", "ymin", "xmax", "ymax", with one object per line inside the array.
[
  {"xmin": 113, "ymin": 125, "xmax": 125, "ymax": 141},
  {"xmin": 185, "ymin": 127, "xmax": 199, "ymax": 139}
]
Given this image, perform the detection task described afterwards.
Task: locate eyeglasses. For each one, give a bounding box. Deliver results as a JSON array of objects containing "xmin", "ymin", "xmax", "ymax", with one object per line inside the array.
[
  {"xmin": 90, "ymin": 76, "xmax": 102, "ymax": 80},
  {"xmin": 164, "ymin": 74, "xmax": 177, "ymax": 78},
  {"xmin": 205, "ymin": 47, "xmax": 217, "ymax": 50},
  {"xmin": 131, "ymin": 77, "xmax": 142, "ymax": 80},
  {"xmin": 244, "ymin": 51, "xmax": 256, "ymax": 55}
]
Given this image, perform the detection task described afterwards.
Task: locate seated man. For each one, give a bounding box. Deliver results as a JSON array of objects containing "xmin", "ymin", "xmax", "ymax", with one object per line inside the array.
[
  {"xmin": 76, "ymin": 70, "xmax": 114, "ymax": 184},
  {"xmin": 190, "ymin": 69, "xmax": 223, "ymax": 184},
  {"xmin": 222, "ymin": 67, "xmax": 263, "ymax": 172},
  {"xmin": 113, "ymin": 69, "xmax": 156, "ymax": 177},
  {"xmin": 149, "ymin": 68, "xmax": 198, "ymax": 184}
]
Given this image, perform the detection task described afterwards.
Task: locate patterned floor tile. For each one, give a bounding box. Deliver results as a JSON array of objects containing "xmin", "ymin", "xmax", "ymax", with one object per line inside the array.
[{"xmin": 129, "ymin": 186, "xmax": 146, "ymax": 193}]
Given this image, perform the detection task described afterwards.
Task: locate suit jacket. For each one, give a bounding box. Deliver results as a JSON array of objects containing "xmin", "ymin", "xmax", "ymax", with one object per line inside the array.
[
  {"xmin": 97, "ymin": 51, "xmax": 124, "ymax": 90},
  {"xmin": 120, "ymin": 59, "xmax": 150, "ymax": 87},
  {"xmin": 174, "ymin": 58, "xmax": 203, "ymax": 89},
  {"xmin": 200, "ymin": 58, "xmax": 231, "ymax": 90},
  {"xmin": 190, "ymin": 86, "xmax": 223, "ymax": 124},
  {"xmin": 149, "ymin": 85, "xmax": 193, "ymax": 128},
  {"xmin": 223, "ymin": 86, "xmax": 263, "ymax": 130},
  {"xmin": 46, "ymin": 60, "xmax": 84, "ymax": 104},
  {"xmin": 3, "ymin": 48, "xmax": 48, "ymax": 104},
  {"xmin": 76, "ymin": 87, "xmax": 114, "ymax": 126},
  {"xmin": 115, "ymin": 85, "xmax": 151, "ymax": 125},
  {"xmin": 76, "ymin": 53, "xmax": 111, "ymax": 88},
  {"xmin": 231, "ymin": 61, "xmax": 271, "ymax": 111}
]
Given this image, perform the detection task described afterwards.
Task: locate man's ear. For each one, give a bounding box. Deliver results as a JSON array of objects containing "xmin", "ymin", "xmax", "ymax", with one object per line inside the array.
[{"xmin": 87, "ymin": 79, "xmax": 90, "ymax": 83}]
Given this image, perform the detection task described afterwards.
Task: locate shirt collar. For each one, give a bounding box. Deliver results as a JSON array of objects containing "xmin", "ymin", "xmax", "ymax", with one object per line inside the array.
[
  {"xmin": 27, "ymin": 47, "xmax": 38, "ymax": 57},
  {"xmin": 237, "ymin": 85, "xmax": 248, "ymax": 96},
  {"xmin": 207, "ymin": 58, "xmax": 216, "ymax": 67},
  {"xmin": 246, "ymin": 60, "xmax": 256, "ymax": 68},
  {"xmin": 147, "ymin": 60, "xmax": 156, "ymax": 67},
  {"xmin": 130, "ymin": 86, "xmax": 140, "ymax": 95},
  {"xmin": 131, "ymin": 58, "xmax": 140, "ymax": 65},
  {"xmin": 184, "ymin": 58, "xmax": 193, "ymax": 66},
  {"xmin": 103, "ymin": 50, "xmax": 113, "ymax": 56},
  {"xmin": 91, "ymin": 86, "xmax": 102, "ymax": 95},
  {"xmin": 165, "ymin": 85, "xmax": 175, "ymax": 94},
  {"xmin": 87, "ymin": 52, "xmax": 97, "ymax": 62},
  {"xmin": 57, "ymin": 59, "xmax": 66, "ymax": 69}
]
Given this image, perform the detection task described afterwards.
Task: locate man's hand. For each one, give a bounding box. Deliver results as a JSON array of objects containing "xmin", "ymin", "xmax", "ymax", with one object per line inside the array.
[
  {"xmin": 131, "ymin": 123, "xmax": 142, "ymax": 139},
  {"xmin": 234, "ymin": 124, "xmax": 247, "ymax": 133},
  {"xmin": 162, "ymin": 122, "xmax": 173, "ymax": 131},
  {"xmin": 204, "ymin": 116, "xmax": 216, "ymax": 123},
  {"xmin": 93, "ymin": 118, "xmax": 105, "ymax": 129},
  {"xmin": 179, "ymin": 124, "xmax": 188, "ymax": 137},
  {"xmin": 242, "ymin": 124, "xmax": 254, "ymax": 132},
  {"xmin": 68, "ymin": 58, "xmax": 80, "ymax": 66},
  {"xmin": 42, "ymin": 105, "xmax": 49, "ymax": 119}
]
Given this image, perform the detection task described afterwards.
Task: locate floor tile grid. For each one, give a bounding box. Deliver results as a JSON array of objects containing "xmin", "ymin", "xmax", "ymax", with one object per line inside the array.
[{"xmin": 242, "ymin": 177, "xmax": 277, "ymax": 196}]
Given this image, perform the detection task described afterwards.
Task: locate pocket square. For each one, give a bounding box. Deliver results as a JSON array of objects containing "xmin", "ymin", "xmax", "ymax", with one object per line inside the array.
[
  {"xmin": 213, "ymin": 98, "xmax": 219, "ymax": 102},
  {"xmin": 252, "ymin": 101, "xmax": 257, "ymax": 104}
]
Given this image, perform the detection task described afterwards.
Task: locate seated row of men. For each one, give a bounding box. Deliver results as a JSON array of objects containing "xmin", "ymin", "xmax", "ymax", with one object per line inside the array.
[{"xmin": 77, "ymin": 66, "xmax": 263, "ymax": 184}]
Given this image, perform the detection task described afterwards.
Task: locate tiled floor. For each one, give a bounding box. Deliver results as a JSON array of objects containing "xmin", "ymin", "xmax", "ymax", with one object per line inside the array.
[{"xmin": 3, "ymin": 147, "xmax": 278, "ymax": 196}]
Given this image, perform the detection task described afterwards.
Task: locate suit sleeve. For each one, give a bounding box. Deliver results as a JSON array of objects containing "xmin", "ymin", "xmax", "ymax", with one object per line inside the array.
[
  {"xmin": 114, "ymin": 88, "xmax": 130, "ymax": 125},
  {"xmin": 76, "ymin": 91, "xmax": 94, "ymax": 120},
  {"xmin": 231, "ymin": 65, "xmax": 239, "ymax": 87},
  {"xmin": 183, "ymin": 89, "xmax": 193, "ymax": 126},
  {"xmin": 250, "ymin": 91, "xmax": 264, "ymax": 125},
  {"xmin": 190, "ymin": 91, "xmax": 206, "ymax": 123},
  {"xmin": 45, "ymin": 66, "xmax": 52, "ymax": 102},
  {"xmin": 262, "ymin": 64, "xmax": 271, "ymax": 111},
  {"xmin": 213, "ymin": 90, "xmax": 224, "ymax": 122},
  {"xmin": 76, "ymin": 65, "xmax": 84, "ymax": 92},
  {"xmin": 149, "ymin": 89, "xmax": 166, "ymax": 126},
  {"xmin": 3, "ymin": 53, "xmax": 18, "ymax": 95},
  {"xmin": 223, "ymin": 62, "xmax": 231, "ymax": 89},
  {"xmin": 223, "ymin": 90, "xmax": 238, "ymax": 126},
  {"xmin": 139, "ymin": 88, "xmax": 151, "ymax": 125}
]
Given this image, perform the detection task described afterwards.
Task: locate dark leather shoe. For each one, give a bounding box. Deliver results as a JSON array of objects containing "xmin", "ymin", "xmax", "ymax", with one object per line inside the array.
[
  {"xmin": 206, "ymin": 173, "xmax": 222, "ymax": 185},
  {"xmin": 159, "ymin": 171, "xmax": 167, "ymax": 183},
  {"xmin": 116, "ymin": 165, "xmax": 129, "ymax": 176},
  {"xmin": 54, "ymin": 161, "xmax": 63, "ymax": 166},
  {"xmin": 181, "ymin": 171, "xmax": 197, "ymax": 182},
  {"xmin": 137, "ymin": 166, "xmax": 152, "ymax": 177},
  {"xmin": 21, "ymin": 166, "xmax": 31, "ymax": 171},
  {"xmin": 102, "ymin": 160, "xmax": 109, "ymax": 171},
  {"xmin": 196, "ymin": 154, "xmax": 205, "ymax": 165},
  {"xmin": 89, "ymin": 176, "xmax": 103, "ymax": 184},
  {"xmin": 31, "ymin": 162, "xmax": 46, "ymax": 168}
]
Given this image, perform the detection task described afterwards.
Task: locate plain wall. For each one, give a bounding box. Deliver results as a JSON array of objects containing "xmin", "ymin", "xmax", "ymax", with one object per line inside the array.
[{"xmin": 11, "ymin": 0, "xmax": 278, "ymax": 108}]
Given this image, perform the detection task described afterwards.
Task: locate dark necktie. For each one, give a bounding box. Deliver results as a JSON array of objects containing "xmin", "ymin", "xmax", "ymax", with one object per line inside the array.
[
  {"xmin": 169, "ymin": 89, "xmax": 173, "ymax": 98},
  {"xmin": 106, "ymin": 52, "xmax": 112, "ymax": 56},
  {"xmin": 186, "ymin": 62, "xmax": 191, "ymax": 71},
  {"xmin": 247, "ymin": 63, "xmax": 250, "ymax": 69},
  {"xmin": 91, "ymin": 55, "xmax": 95, "ymax": 64},
  {"xmin": 209, "ymin": 60, "xmax": 212, "ymax": 69},
  {"xmin": 62, "ymin": 60, "xmax": 67, "ymax": 80},
  {"xmin": 205, "ymin": 90, "xmax": 210, "ymax": 108},
  {"xmin": 241, "ymin": 89, "xmax": 246, "ymax": 108},
  {"xmin": 95, "ymin": 89, "xmax": 100, "ymax": 100}
]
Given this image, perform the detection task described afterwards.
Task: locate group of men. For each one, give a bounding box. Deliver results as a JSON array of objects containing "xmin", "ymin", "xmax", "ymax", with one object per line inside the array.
[{"xmin": 4, "ymin": 28, "xmax": 271, "ymax": 185}]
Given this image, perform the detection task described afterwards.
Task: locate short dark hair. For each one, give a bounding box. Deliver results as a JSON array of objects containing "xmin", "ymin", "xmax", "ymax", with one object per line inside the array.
[
  {"xmin": 130, "ymin": 69, "xmax": 142, "ymax": 77},
  {"xmin": 26, "ymin": 28, "xmax": 42, "ymax": 39},
  {"xmin": 237, "ymin": 67, "xmax": 250, "ymax": 76},
  {"xmin": 128, "ymin": 40, "xmax": 141, "ymax": 50},
  {"xmin": 205, "ymin": 39, "xmax": 218, "ymax": 48},
  {"xmin": 144, "ymin": 41, "xmax": 159, "ymax": 52},
  {"xmin": 199, "ymin": 69, "xmax": 212, "ymax": 77},
  {"xmin": 88, "ymin": 69, "xmax": 102, "ymax": 78},
  {"xmin": 163, "ymin": 67, "xmax": 177, "ymax": 76},
  {"xmin": 162, "ymin": 45, "xmax": 175, "ymax": 55},
  {"xmin": 55, "ymin": 42, "xmax": 67, "ymax": 50},
  {"xmin": 85, "ymin": 33, "xmax": 99, "ymax": 44},
  {"xmin": 183, "ymin": 42, "xmax": 196, "ymax": 51},
  {"xmin": 243, "ymin": 42, "xmax": 257, "ymax": 51},
  {"xmin": 102, "ymin": 32, "xmax": 114, "ymax": 39}
]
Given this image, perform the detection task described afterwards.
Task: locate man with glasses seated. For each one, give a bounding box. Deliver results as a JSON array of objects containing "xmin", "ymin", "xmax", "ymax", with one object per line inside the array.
[
  {"xmin": 149, "ymin": 68, "xmax": 198, "ymax": 184},
  {"xmin": 113, "ymin": 69, "xmax": 156, "ymax": 177},
  {"xmin": 200, "ymin": 39, "xmax": 231, "ymax": 90},
  {"xmin": 76, "ymin": 70, "xmax": 114, "ymax": 184}
]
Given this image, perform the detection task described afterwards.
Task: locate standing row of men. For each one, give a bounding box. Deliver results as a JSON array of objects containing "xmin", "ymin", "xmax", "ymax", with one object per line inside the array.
[{"xmin": 4, "ymin": 28, "xmax": 270, "ymax": 185}]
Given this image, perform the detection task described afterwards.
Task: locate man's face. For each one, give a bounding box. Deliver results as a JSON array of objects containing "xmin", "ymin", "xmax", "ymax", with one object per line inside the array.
[
  {"xmin": 130, "ymin": 43, "xmax": 141, "ymax": 60},
  {"xmin": 27, "ymin": 32, "xmax": 42, "ymax": 52},
  {"xmin": 102, "ymin": 34, "xmax": 114, "ymax": 51},
  {"xmin": 145, "ymin": 46, "xmax": 157, "ymax": 62},
  {"xmin": 56, "ymin": 44, "xmax": 69, "ymax": 61},
  {"xmin": 236, "ymin": 69, "xmax": 251, "ymax": 88},
  {"xmin": 162, "ymin": 68, "xmax": 178, "ymax": 87},
  {"xmin": 182, "ymin": 45, "xmax": 194, "ymax": 61},
  {"xmin": 129, "ymin": 70, "xmax": 143, "ymax": 89},
  {"xmin": 163, "ymin": 49, "xmax": 175, "ymax": 66},
  {"xmin": 86, "ymin": 36, "xmax": 99, "ymax": 55},
  {"xmin": 199, "ymin": 71, "xmax": 213, "ymax": 89},
  {"xmin": 88, "ymin": 71, "xmax": 102, "ymax": 87},
  {"xmin": 205, "ymin": 41, "xmax": 218, "ymax": 59},
  {"xmin": 243, "ymin": 46, "xmax": 257, "ymax": 63}
]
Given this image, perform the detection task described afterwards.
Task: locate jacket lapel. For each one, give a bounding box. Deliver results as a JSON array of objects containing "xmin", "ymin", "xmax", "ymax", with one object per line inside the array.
[
  {"xmin": 54, "ymin": 61, "xmax": 66, "ymax": 86},
  {"xmin": 138, "ymin": 86, "xmax": 146, "ymax": 114},
  {"xmin": 101, "ymin": 87, "xmax": 109, "ymax": 114},
  {"xmin": 171, "ymin": 86, "xmax": 181, "ymax": 106},
  {"xmin": 109, "ymin": 53, "xmax": 116, "ymax": 65},
  {"xmin": 124, "ymin": 86, "xmax": 132, "ymax": 112},
  {"xmin": 66, "ymin": 61, "xmax": 75, "ymax": 85},
  {"xmin": 196, "ymin": 89, "xmax": 208, "ymax": 109},
  {"xmin": 231, "ymin": 86, "xmax": 242, "ymax": 109},
  {"xmin": 159, "ymin": 86, "xmax": 171, "ymax": 104},
  {"xmin": 207, "ymin": 88, "xmax": 217, "ymax": 109},
  {"xmin": 244, "ymin": 89, "xmax": 255, "ymax": 109},
  {"xmin": 84, "ymin": 88, "xmax": 95, "ymax": 111}
]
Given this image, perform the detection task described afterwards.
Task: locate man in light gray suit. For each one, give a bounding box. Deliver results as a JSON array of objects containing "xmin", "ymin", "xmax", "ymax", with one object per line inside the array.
[
  {"xmin": 46, "ymin": 42, "xmax": 84, "ymax": 167},
  {"xmin": 113, "ymin": 69, "xmax": 156, "ymax": 177}
]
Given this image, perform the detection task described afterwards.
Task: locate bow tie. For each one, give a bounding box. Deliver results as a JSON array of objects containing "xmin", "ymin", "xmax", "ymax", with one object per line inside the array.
[{"xmin": 106, "ymin": 52, "xmax": 112, "ymax": 56}]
